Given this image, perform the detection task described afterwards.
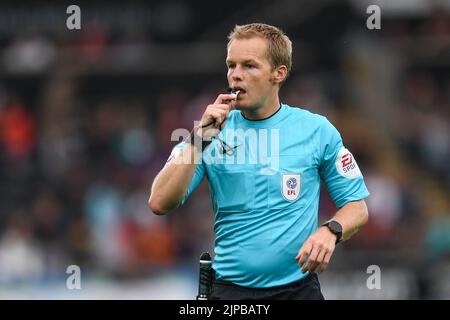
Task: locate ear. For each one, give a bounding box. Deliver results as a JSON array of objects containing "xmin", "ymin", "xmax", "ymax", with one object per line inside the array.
[{"xmin": 271, "ymin": 65, "xmax": 288, "ymax": 84}]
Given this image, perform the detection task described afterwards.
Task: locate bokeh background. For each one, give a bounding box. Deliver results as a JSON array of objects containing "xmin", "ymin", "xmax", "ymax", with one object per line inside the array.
[{"xmin": 0, "ymin": 0, "xmax": 449, "ymax": 299}]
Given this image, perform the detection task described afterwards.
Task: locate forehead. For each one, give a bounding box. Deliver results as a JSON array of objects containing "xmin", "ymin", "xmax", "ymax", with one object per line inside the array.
[{"xmin": 226, "ymin": 37, "xmax": 269, "ymax": 62}]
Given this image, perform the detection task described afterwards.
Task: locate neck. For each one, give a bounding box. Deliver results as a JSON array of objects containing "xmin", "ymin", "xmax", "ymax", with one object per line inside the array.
[{"xmin": 241, "ymin": 94, "xmax": 281, "ymax": 120}]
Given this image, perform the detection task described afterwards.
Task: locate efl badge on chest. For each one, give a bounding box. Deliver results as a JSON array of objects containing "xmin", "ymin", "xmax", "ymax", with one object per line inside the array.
[{"xmin": 282, "ymin": 174, "xmax": 301, "ymax": 201}]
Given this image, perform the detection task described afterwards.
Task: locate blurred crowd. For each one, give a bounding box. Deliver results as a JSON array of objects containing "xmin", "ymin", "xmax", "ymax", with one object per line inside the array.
[{"xmin": 0, "ymin": 1, "xmax": 448, "ymax": 298}]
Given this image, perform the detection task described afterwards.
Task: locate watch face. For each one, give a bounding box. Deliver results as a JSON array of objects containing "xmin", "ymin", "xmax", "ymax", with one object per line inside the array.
[{"xmin": 329, "ymin": 220, "xmax": 342, "ymax": 233}]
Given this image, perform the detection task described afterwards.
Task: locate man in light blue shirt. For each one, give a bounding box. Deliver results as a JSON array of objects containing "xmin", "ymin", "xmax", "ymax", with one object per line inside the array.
[{"xmin": 150, "ymin": 23, "xmax": 369, "ymax": 299}]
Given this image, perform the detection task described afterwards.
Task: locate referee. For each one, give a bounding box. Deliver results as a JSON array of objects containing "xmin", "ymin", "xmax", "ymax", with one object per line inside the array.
[{"xmin": 149, "ymin": 23, "xmax": 369, "ymax": 300}]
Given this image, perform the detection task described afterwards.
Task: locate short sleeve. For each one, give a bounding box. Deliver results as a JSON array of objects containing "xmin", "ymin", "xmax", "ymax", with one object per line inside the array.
[
  {"xmin": 164, "ymin": 141, "xmax": 206, "ymax": 207},
  {"xmin": 318, "ymin": 118, "xmax": 370, "ymax": 208}
]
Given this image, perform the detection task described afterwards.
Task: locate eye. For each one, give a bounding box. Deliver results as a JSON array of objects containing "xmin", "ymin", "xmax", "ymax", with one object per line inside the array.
[
  {"xmin": 245, "ymin": 64, "xmax": 254, "ymax": 69},
  {"xmin": 227, "ymin": 64, "xmax": 235, "ymax": 69}
]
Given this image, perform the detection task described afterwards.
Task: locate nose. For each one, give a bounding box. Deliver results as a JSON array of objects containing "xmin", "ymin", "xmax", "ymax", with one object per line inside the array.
[{"xmin": 229, "ymin": 65, "xmax": 243, "ymax": 82}]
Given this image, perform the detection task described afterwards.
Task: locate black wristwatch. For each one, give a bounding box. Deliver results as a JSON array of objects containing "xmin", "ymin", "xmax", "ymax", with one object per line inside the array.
[{"xmin": 321, "ymin": 220, "xmax": 343, "ymax": 244}]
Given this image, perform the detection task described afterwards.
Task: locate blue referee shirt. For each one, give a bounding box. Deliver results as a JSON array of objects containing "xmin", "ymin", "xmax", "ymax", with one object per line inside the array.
[{"xmin": 165, "ymin": 104, "xmax": 370, "ymax": 288}]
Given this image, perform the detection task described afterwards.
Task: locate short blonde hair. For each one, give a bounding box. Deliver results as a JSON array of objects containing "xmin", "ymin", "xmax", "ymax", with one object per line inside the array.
[{"xmin": 227, "ymin": 23, "xmax": 292, "ymax": 81}]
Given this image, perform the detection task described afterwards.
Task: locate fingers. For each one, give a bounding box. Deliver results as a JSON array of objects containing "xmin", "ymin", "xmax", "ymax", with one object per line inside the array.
[
  {"xmin": 201, "ymin": 104, "xmax": 230, "ymax": 129},
  {"xmin": 310, "ymin": 248, "xmax": 326, "ymax": 273},
  {"xmin": 318, "ymin": 251, "xmax": 332, "ymax": 274},
  {"xmin": 214, "ymin": 93, "xmax": 238, "ymax": 104},
  {"xmin": 210, "ymin": 103, "xmax": 232, "ymax": 111},
  {"xmin": 296, "ymin": 239, "xmax": 335, "ymax": 274},
  {"xmin": 301, "ymin": 245, "xmax": 320, "ymax": 274},
  {"xmin": 198, "ymin": 94, "xmax": 236, "ymax": 134},
  {"xmin": 296, "ymin": 241, "xmax": 312, "ymax": 267},
  {"xmin": 207, "ymin": 109, "xmax": 229, "ymax": 128}
]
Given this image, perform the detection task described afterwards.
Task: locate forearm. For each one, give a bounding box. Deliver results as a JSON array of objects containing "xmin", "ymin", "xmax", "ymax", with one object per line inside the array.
[
  {"xmin": 331, "ymin": 200, "xmax": 369, "ymax": 241},
  {"xmin": 149, "ymin": 92, "xmax": 236, "ymax": 214},
  {"xmin": 149, "ymin": 143, "xmax": 201, "ymax": 214}
]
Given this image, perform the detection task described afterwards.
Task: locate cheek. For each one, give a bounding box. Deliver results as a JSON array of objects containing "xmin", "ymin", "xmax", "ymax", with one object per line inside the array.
[
  {"xmin": 247, "ymin": 70, "xmax": 266, "ymax": 84},
  {"xmin": 252, "ymin": 73, "xmax": 272, "ymax": 90}
]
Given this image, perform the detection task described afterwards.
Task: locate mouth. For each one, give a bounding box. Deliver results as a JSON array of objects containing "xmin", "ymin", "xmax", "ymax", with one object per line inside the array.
[{"xmin": 232, "ymin": 87, "xmax": 246, "ymax": 98}]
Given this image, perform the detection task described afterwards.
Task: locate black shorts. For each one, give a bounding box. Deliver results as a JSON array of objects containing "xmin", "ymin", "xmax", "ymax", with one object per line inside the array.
[{"xmin": 210, "ymin": 272, "xmax": 325, "ymax": 300}]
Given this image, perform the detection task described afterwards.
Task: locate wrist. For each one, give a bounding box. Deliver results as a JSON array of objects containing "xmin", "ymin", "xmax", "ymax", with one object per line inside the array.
[
  {"xmin": 321, "ymin": 226, "xmax": 338, "ymax": 242},
  {"xmin": 187, "ymin": 128, "xmax": 213, "ymax": 152},
  {"xmin": 321, "ymin": 220, "xmax": 343, "ymax": 244}
]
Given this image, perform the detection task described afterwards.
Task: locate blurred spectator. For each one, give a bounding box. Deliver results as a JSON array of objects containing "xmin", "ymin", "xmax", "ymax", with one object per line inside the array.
[
  {"xmin": 2, "ymin": 34, "xmax": 55, "ymax": 73},
  {"xmin": 84, "ymin": 182, "xmax": 124, "ymax": 274},
  {"xmin": 0, "ymin": 212, "xmax": 45, "ymax": 283},
  {"xmin": 0, "ymin": 100, "xmax": 36, "ymax": 161}
]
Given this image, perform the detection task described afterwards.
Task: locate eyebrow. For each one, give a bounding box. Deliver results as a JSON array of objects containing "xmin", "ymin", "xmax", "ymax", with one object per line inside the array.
[{"xmin": 226, "ymin": 59, "xmax": 259, "ymax": 65}]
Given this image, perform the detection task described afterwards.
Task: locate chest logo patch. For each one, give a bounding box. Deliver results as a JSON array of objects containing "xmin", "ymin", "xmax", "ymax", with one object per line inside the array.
[{"xmin": 282, "ymin": 174, "xmax": 301, "ymax": 201}]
